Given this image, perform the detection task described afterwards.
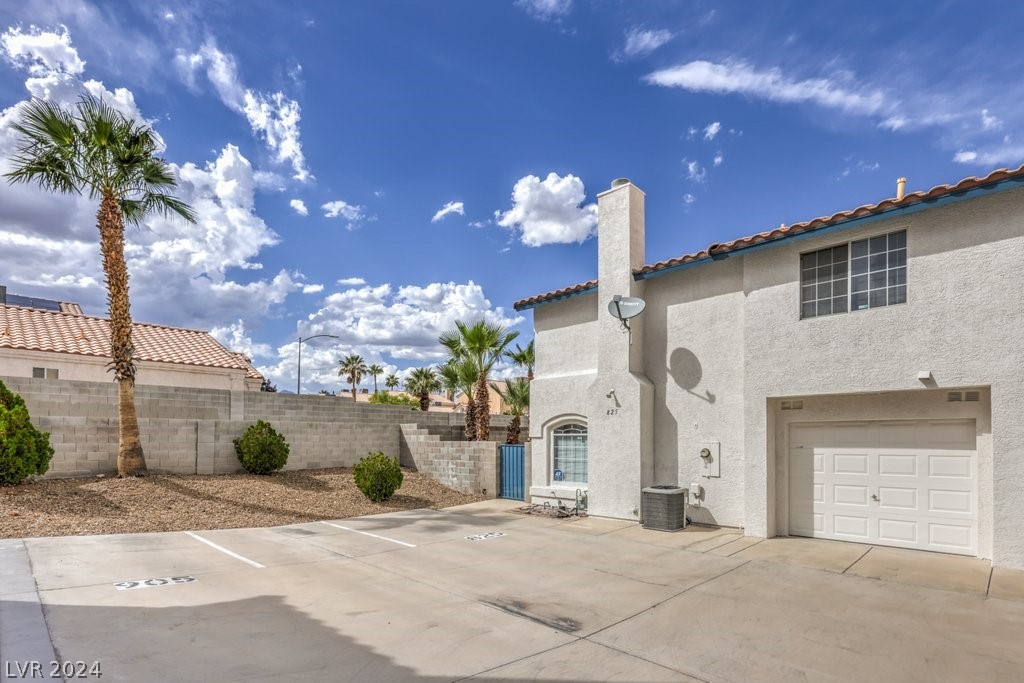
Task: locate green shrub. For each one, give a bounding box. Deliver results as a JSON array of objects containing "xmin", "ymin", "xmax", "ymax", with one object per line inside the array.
[
  {"xmin": 354, "ymin": 451, "xmax": 403, "ymax": 502},
  {"xmin": 368, "ymin": 391, "xmax": 419, "ymax": 409},
  {"xmin": 233, "ymin": 420, "xmax": 290, "ymax": 474},
  {"xmin": 0, "ymin": 379, "xmax": 54, "ymax": 485}
]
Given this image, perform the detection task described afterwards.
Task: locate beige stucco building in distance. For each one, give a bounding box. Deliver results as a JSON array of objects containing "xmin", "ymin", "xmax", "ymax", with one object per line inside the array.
[
  {"xmin": 0, "ymin": 288, "xmax": 264, "ymax": 392},
  {"xmin": 515, "ymin": 165, "xmax": 1024, "ymax": 570}
]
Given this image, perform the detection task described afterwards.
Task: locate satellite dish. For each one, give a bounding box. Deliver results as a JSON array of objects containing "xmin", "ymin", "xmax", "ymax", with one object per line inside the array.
[{"xmin": 608, "ymin": 295, "xmax": 646, "ymax": 322}]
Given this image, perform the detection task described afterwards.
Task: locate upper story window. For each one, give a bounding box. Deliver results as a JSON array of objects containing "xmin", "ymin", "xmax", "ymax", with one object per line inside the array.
[{"xmin": 801, "ymin": 230, "xmax": 907, "ymax": 319}]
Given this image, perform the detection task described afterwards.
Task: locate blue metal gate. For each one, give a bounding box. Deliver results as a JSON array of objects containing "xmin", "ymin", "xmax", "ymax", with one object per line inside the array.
[{"xmin": 499, "ymin": 444, "xmax": 525, "ymax": 500}]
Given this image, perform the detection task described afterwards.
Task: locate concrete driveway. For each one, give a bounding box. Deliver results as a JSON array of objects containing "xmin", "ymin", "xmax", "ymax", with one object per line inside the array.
[{"xmin": 3, "ymin": 500, "xmax": 1024, "ymax": 682}]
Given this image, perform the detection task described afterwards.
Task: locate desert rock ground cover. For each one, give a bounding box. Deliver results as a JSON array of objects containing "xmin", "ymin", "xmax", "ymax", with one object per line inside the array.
[{"xmin": 0, "ymin": 468, "xmax": 483, "ymax": 538}]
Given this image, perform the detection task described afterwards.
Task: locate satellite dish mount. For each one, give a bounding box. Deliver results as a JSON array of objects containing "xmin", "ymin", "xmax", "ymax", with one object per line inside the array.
[{"xmin": 607, "ymin": 295, "xmax": 647, "ymax": 343}]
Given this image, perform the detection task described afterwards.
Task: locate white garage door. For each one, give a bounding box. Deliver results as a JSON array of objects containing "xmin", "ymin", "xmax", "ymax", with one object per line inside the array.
[{"xmin": 789, "ymin": 420, "xmax": 977, "ymax": 555}]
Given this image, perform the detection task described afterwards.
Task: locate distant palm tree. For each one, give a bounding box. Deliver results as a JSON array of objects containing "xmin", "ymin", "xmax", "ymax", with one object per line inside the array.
[
  {"xmin": 440, "ymin": 321, "xmax": 518, "ymax": 441},
  {"xmin": 5, "ymin": 95, "xmax": 196, "ymax": 477},
  {"xmin": 367, "ymin": 363, "xmax": 384, "ymax": 393},
  {"xmin": 384, "ymin": 373, "xmax": 400, "ymax": 391},
  {"xmin": 406, "ymin": 366, "xmax": 440, "ymax": 411},
  {"xmin": 338, "ymin": 353, "xmax": 368, "ymax": 400},
  {"xmin": 492, "ymin": 377, "xmax": 529, "ymax": 444},
  {"xmin": 437, "ymin": 358, "xmax": 479, "ymax": 440},
  {"xmin": 507, "ymin": 340, "xmax": 535, "ymax": 381}
]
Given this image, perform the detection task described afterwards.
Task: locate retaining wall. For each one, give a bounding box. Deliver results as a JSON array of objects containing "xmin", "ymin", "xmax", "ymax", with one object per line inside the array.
[
  {"xmin": 2, "ymin": 377, "xmax": 523, "ymax": 478},
  {"xmin": 399, "ymin": 424, "xmax": 499, "ymax": 497}
]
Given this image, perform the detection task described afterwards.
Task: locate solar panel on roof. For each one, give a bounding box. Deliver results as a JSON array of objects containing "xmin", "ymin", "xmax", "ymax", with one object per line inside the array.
[{"xmin": 6, "ymin": 294, "xmax": 62, "ymax": 311}]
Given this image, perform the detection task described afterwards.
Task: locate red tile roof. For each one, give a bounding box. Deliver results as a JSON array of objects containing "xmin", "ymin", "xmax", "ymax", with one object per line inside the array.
[
  {"xmin": 0, "ymin": 304, "xmax": 257, "ymax": 374},
  {"xmin": 514, "ymin": 165, "xmax": 1024, "ymax": 310}
]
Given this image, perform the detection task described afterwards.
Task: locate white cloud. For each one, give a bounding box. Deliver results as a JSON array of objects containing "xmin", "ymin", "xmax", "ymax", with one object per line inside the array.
[
  {"xmin": 469, "ymin": 220, "xmax": 490, "ymax": 228},
  {"xmin": 495, "ymin": 172, "xmax": 597, "ymax": 247},
  {"xmin": 683, "ymin": 193, "xmax": 696, "ymax": 205},
  {"xmin": 177, "ymin": 40, "xmax": 311, "ymax": 181},
  {"xmin": 703, "ymin": 121, "xmax": 721, "ymax": 140},
  {"xmin": 210, "ymin": 319, "xmax": 273, "ymax": 359},
  {"xmin": 713, "ymin": 154, "xmax": 724, "ymax": 167},
  {"xmin": 686, "ymin": 126, "xmax": 698, "ymax": 139},
  {"xmin": 981, "ymin": 109, "xmax": 1001, "ymax": 131},
  {"xmin": 684, "ymin": 159, "xmax": 707, "ymax": 183},
  {"xmin": 431, "ymin": 200, "xmax": 465, "ymax": 223},
  {"xmin": 257, "ymin": 280, "xmax": 523, "ymax": 392},
  {"xmin": 616, "ymin": 27, "xmax": 673, "ymax": 61},
  {"xmin": 1, "ymin": 25, "xmax": 85, "ymax": 76},
  {"xmin": 290, "ymin": 198, "xmax": 308, "ymax": 216},
  {"xmin": 516, "ymin": 0, "xmax": 572, "ymax": 21},
  {"xmin": 321, "ymin": 199, "xmax": 366, "ymax": 229},
  {"xmin": 953, "ymin": 150, "xmax": 978, "ymax": 163},
  {"xmin": 645, "ymin": 60, "xmax": 888, "ymax": 117},
  {"xmin": 336, "ymin": 277, "xmax": 366, "ymax": 286},
  {"xmin": 302, "ymin": 283, "xmax": 324, "ymax": 294}
]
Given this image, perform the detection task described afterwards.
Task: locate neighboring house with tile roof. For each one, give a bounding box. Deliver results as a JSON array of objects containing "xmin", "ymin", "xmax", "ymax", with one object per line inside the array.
[
  {"xmin": 513, "ymin": 166, "xmax": 1024, "ymax": 571},
  {"xmin": 0, "ymin": 292, "xmax": 264, "ymax": 392}
]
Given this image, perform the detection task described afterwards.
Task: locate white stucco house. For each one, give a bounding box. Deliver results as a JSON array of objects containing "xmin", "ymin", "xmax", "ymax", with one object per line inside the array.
[
  {"xmin": 0, "ymin": 289, "xmax": 264, "ymax": 392},
  {"xmin": 514, "ymin": 166, "xmax": 1024, "ymax": 570}
]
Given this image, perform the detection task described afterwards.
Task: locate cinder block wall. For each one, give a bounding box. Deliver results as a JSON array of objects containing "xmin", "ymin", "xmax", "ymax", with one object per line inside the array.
[
  {"xmin": 1, "ymin": 376, "xmax": 523, "ymax": 478},
  {"xmin": 399, "ymin": 424, "xmax": 499, "ymax": 497}
]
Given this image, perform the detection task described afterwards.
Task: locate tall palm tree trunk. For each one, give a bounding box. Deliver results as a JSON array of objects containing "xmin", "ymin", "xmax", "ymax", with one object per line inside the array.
[
  {"xmin": 506, "ymin": 415, "xmax": 521, "ymax": 444},
  {"xmin": 419, "ymin": 392, "xmax": 430, "ymax": 411},
  {"xmin": 99, "ymin": 193, "xmax": 146, "ymax": 476},
  {"xmin": 464, "ymin": 397, "xmax": 476, "ymax": 441},
  {"xmin": 474, "ymin": 373, "xmax": 490, "ymax": 441}
]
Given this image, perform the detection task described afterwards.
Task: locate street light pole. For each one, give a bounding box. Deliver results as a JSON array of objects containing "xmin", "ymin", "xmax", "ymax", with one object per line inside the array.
[{"xmin": 296, "ymin": 334, "xmax": 340, "ymax": 395}]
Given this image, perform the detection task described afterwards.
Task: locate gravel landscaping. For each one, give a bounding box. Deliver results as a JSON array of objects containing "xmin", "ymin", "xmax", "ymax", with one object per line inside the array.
[{"xmin": 0, "ymin": 468, "xmax": 484, "ymax": 538}]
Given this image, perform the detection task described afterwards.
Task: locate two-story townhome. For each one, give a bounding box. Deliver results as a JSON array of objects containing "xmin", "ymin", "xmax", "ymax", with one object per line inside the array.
[{"xmin": 514, "ymin": 166, "xmax": 1024, "ymax": 570}]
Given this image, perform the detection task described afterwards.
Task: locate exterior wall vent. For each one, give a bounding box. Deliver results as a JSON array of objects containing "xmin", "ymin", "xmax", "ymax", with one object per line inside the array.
[
  {"xmin": 947, "ymin": 392, "xmax": 963, "ymax": 402},
  {"xmin": 641, "ymin": 486, "xmax": 688, "ymax": 532},
  {"xmin": 964, "ymin": 391, "xmax": 980, "ymax": 402},
  {"xmin": 781, "ymin": 400, "xmax": 804, "ymax": 410}
]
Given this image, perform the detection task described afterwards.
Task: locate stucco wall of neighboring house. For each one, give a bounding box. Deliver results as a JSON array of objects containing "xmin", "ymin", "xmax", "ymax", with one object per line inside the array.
[
  {"xmin": 528, "ymin": 292, "xmax": 598, "ymax": 506},
  {"xmin": 738, "ymin": 187, "xmax": 1024, "ymax": 567},
  {"xmin": 0, "ymin": 347, "xmax": 253, "ymax": 391}
]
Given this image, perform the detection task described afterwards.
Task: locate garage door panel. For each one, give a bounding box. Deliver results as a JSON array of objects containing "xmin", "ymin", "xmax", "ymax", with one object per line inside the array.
[
  {"xmin": 789, "ymin": 420, "xmax": 977, "ymax": 556},
  {"xmin": 878, "ymin": 487, "xmax": 917, "ymax": 510},
  {"xmin": 928, "ymin": 454, "xmax": 972, "ymax": 478},
  {"xmin": 878, "ymin": 518, "xmax": 918, "ymax": 544}
]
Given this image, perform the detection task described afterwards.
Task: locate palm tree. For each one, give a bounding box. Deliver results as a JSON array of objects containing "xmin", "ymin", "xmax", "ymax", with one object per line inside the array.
[
  {"xmin": 338, "ymin": 353, "xmax": 368, "ymax": 400},
  {"xmin": 440, "ymin": 321, "xmax": 518, "ymax": 441},
  {"xmin": 507, "ymin": 340, "xmax": 535, "ymax": 380},
  {"xmin": 492, "ymin": 377, "xmax": 530, "ymax": 444},
  {"xmin": 5, "ymin": 96, "xmax": 196, "ymax": 477},
  {"xmin": 437, "ymin": 358, "xmax": 479, "ymax": 440},
  {"xmin": 406, "ymin": 366, "xmax": 440, "ymax": 411},
  {"xmin": 367, "ymin": 363, "xmax": 384, "ymax": 393},
  {"xmin": 384, "ymin": 373, "xmax": 400, "ymax": 391}
]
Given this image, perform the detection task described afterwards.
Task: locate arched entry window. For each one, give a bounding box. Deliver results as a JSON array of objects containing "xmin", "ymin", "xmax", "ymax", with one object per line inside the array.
[{"xmin": 552, "ymin": 423, "xmax": 587, "ymax": 484}]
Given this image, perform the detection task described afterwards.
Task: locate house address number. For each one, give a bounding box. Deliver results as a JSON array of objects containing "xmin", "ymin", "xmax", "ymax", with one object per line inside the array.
[
  {"xmin": 113, "ymin": 575, "xmax": 196, "ymax": 590},
  {"xmin": 606, "ymin": 408, "xmax": 619, "ymax": 416}
]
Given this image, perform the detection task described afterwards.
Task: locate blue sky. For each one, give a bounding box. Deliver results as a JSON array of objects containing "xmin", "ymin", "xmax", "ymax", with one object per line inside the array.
[{"xmin": 1, "ymin": 1, "xmax": 1021, "ymax": 392}]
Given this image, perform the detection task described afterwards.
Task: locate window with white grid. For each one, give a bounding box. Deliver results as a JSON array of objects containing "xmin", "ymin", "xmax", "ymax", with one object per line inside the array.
[
  {"xmin": 552, "ymin": 423, "xmax": 587, "ymax": 484},
  {"xmin": 800, "ymin": 230, "xmax": 906, "ymax": 319}
]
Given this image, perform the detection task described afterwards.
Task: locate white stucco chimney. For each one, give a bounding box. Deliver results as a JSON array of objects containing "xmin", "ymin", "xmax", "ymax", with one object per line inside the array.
[{"xmin": 586, "ymin": 179, "xmax": 655, "ymax": 520}]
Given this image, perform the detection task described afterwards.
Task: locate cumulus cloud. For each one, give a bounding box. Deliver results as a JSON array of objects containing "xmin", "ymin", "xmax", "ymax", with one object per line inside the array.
[
  {"xmin": 684, "ymin": 159, "xmax": 707, "ymax": 183},
  {"xmin": 495, "ymin": 172, "xmax": 597, "ymax": 247},
  {"xmin": 210, "ymin": 319, "xmax": 273, "ymax": 359},
  {"xmin": 645, "ymin": 61, "xmax": 888, "ymax": 117},
  {"xmin": 713, "ymin": 153, "xmax": 724, "ymax": 166},
  {"xmin": 176, "ymin": 40, "xmax": 311, "ymax": 181},
  {"xmin": 336, "ymin": 277, "xmax": 366, "ymax": 286},
  {"xmin": 516, "ymin": 0, "xmax": 572, "ymax": 21},
  {"xmin": 683, "ymin": 193, "xmax": 696, "ymax": 205},
  {"xmin": 289, "ymin": 198, "xmax": 308, "ymax": 216},
  {"xmin": 321, "ymin": 199, "xmax": 366, "ymax": 228},
  {"xmin": 616, "ymin": 27, "xmax": 673, "ymax": 61},
  {"xmin": 431, "ymin": 200, "xmax": 465, "ymax": 223},
  {"xmin": 302, "ymin": 284, "xmax": 324, "ymax": 294},
  {"xmin": 0, "ymin": 26, "xmax": 305, "ymax": 331},
  {"xmin": 257, "ymin": 280, "xmax": 523, "ymax": 392},
  {"xmin": 703, "ymin": 121, "xmax": 721, "ymax": 140}
]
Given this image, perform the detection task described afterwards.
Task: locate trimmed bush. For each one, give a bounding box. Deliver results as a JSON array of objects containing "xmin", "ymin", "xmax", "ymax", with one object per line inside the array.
[
  {"xmin": 354, "ymin": 451, "xmax": 403, "ymax": 502},
  {"xmin": 0, "ymin": 379, "xmax": 54, "ymax": 485},
  {"xmin": 233, "ymin": 420, "xmax": 290, "ymax": 474},
  {"xmin": 368, "ymin": 391, "xmax": 419, "ymax": 409}
]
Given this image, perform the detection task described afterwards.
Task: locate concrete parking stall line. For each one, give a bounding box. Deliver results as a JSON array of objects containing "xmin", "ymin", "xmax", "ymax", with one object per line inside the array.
[{"xmin": 184, "ymin": 531, "xmax": 265, "ymax": 569}]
